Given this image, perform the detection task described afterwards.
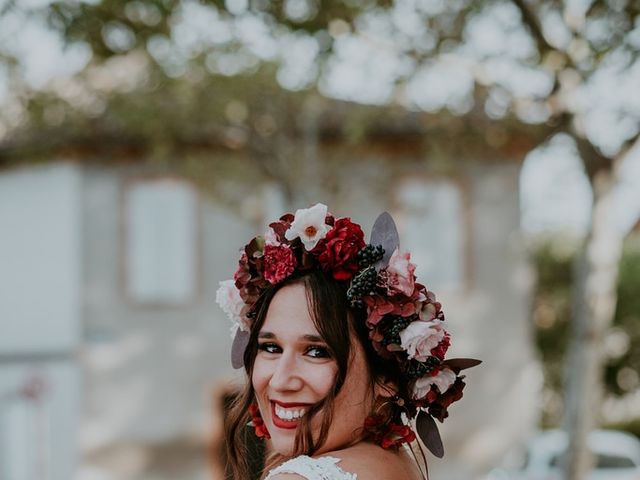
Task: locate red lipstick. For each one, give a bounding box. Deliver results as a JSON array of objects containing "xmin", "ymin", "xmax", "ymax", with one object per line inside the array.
[{"xmin": 269, "ymin": 400, "xmax": 312, "ymax": 430}]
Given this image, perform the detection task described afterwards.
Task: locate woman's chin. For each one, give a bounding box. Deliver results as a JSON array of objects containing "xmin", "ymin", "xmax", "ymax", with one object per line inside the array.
[{"xmin": 269, "ymin": 436, "xmax": 296, "ymax": 457}]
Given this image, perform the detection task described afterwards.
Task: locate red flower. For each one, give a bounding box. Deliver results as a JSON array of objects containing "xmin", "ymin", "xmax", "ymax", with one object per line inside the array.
[
  {"xmin": 364, "ymin": 414, "xmax": 416, "ymax": 449},
  {"xmin": 364, "ymin": 414, "xmax": 384, "ymax": 429},
  {"xmin": 249, "ymin": 404, "xmax": 270, "ymax": 439},
  {"xmin": 263, "ymin": 244, "xmax": 297, "ymax": 284},
  {"xmin": 313, "ymin": 218, "xmax": 366, "ymax": 281},
  {"xmin": 364, "ymin": 295, "xmax": 397, "ymax": 326},
  {"xmin": 233, "ymin": 253, "xmax": 251, "ymax": 288},
  {"xmin": 234, "ymin": 251, "xmax": 268, "ymax": 307},
  {"xmin": 269, "ymin": 214, "xmax": 294, "ymax": 243},
  {"xmin": 382, "ymin": 423, "xmax": 416, "ymax": 449},
  {"xmin": 427, "ymin": 377, "xmax": 466, "ymax": 422},
  {"xmin": 431, "ymin": 333, "xmax": 451, "ymax": 360}
]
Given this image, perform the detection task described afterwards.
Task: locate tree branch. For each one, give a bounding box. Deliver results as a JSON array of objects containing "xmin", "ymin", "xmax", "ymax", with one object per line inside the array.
[
  {"xmin": 615, "ymin": 130, "xmax": 640, "ymax": 163},
  {"xmin": 510, "ymin": 0, "xmax": 556, "ymax": 55}
]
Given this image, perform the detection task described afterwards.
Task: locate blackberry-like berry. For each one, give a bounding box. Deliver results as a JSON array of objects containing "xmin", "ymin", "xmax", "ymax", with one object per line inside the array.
[
  {"xmin": 405, "ymin": 357, "xmax": 441, "ymax": 380},
  {"xmin": 347, "ymin": 265, "xmax": 378, "ymax": 306},
  {"xmin": 357, "ymin": 244, "xmax": 385, "ymax": 268},
  {"xmin": 381, "ymin": 314, "xmax": 417, "ymax": 347}
]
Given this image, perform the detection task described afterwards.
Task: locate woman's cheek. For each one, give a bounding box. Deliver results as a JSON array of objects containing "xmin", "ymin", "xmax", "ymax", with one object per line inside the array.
[
  {"xmin": 251, "ymin": 359, "xmax": 270, "ymax": 392},
  {"xmin": 306, "ymin": 363, "xmax": 338, "ymax": 396}
]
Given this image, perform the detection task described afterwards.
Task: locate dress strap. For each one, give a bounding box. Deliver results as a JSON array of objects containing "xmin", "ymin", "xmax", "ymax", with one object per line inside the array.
[{"xmin": 264, "ymin": 455, "xmax": 357, "ymax": 480}]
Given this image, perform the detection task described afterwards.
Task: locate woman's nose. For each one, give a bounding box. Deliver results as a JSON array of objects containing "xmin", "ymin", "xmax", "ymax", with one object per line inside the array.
[{"xmin": 269, "ymin": 352, "xmax": 304, "ymax": 392}]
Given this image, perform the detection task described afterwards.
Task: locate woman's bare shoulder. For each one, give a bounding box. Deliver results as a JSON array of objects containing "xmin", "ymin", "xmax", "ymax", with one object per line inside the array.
[{"xmin": 321, "ymin": 442, "xmax": 423, "ymax": 479}]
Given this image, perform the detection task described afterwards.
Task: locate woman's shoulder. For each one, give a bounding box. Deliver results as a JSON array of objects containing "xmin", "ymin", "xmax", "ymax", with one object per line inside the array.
[
  {"xmin": 327, "ymin": 442, "xmax": 423, "ymax": 479},
  {"xmin": 265, "ymin": 442, "xmax": 422, "ymax": 480}
]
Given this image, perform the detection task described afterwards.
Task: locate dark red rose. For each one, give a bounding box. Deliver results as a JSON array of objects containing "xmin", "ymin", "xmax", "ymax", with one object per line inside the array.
[{"xmin": 314, "ymin": 218, "xmax": 366, "ymax": 281}]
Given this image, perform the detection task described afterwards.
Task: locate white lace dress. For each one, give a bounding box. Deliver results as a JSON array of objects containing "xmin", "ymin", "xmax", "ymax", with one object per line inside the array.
[{"xmin": 264, "ymin": 455, "xmax": 357, "ymax": 480}]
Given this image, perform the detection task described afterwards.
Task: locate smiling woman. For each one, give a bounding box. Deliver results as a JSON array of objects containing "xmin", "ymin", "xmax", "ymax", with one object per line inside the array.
[{"xmin": 216, "ymin": 204, "xmax": 480, "ymax": 480}]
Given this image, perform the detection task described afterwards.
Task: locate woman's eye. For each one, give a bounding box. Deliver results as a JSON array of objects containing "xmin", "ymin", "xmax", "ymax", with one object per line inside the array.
[
  {"xmin": 258, "ymin": 343, "xmax": 281, "ymax": 354},
  {"xmin": 306, "ymin": 345, "xmax": 331, "ymax": 359}
]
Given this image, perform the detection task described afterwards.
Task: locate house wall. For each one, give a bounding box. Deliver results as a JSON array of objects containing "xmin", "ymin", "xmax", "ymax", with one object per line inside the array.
[{"xmin": 0, "ymin": 163, "xmax": 82, "ymax": 480}]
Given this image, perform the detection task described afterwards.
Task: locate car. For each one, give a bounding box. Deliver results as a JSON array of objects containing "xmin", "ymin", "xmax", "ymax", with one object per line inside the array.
[{"xmin": 486, "ymin": 429, "xmax": 640, "ymax": 480}]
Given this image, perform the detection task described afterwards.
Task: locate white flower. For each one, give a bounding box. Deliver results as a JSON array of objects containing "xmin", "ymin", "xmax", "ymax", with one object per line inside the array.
[
  {"xmin": 284, "ymin": 203, "xmax": 331, "ymax": 250},
  {"xmin": 413, "ymin": 368, "xmax": 457, "ymax": 399},
  {"xmin": 215, "ymin": 280, "xmax": 249, "ymax": 337},
  {"xmin": 399, "ymin": 320, "xmax": 446, "ymax": 362}
]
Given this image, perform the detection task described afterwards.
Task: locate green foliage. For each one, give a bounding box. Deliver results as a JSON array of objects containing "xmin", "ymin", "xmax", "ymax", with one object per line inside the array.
[
  {"xmin": 48, "ymin": 0, "xmax": 174, "ymax": 58},
  {"xmin": 605, "ymin": 237, "xmax": 640, "ymax": 396},
  {"xmin": 532, "ymin": 235, "xmax": 640, "ymax": 427},
  {"xmin": 531, "ymin": 240, "xmax": 575, "ymax": 403}
]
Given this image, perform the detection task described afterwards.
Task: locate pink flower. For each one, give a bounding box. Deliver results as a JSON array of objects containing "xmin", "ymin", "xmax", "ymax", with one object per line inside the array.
[
  {"xmin": 215, "ymin": 279, "xmax": 250, "ymax": 336},
  {"xmin": 385, "ymin": 248, "xmax": 416, "ymax": 296},
  {"xmin": 399, "ymin": 320, "xmax": 446, "ymax": 362},
  {"xmin": 364, "ymin": 287, "xmax": 425, "ymax": 327},
  {"xmin": 263, "ymin": 244, "xmax": 297, "ymax": 284},
  {"xmin": 413, "ymin": 368, "xmax": 456, "ymax": 399}
]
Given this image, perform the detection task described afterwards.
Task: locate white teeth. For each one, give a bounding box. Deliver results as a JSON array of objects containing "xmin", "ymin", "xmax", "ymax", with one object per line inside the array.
[{"xmin": 274, "ymin": 404, "xmax": 307, "ymax": 421}]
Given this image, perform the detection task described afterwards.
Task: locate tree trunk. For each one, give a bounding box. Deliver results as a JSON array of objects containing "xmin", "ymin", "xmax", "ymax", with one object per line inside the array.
[{"xmin": 563, "ymin": 163, "xmax": 624, "ymax": 479}]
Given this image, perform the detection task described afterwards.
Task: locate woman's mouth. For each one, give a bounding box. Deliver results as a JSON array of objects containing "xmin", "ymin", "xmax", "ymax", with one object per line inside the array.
[{"xmin": 270, "ymin": 401, "xmax": 311, "ymax": 429}]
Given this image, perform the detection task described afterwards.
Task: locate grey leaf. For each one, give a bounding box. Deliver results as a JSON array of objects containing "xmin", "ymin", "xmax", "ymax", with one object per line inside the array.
[
  {"xmin": 370, "ymin": 212, "xmax": 399, "ymax": 271},
  {"xmin": 441, "ymin": 358, "xmax": 482, "ymax": 374},
  {"xmin": 231, "ymin": 329, "xmax": 250, "ymax": 369},
  {"xmin": 416, "ymin": 410, "xmax": 444, "ymax": 458}
]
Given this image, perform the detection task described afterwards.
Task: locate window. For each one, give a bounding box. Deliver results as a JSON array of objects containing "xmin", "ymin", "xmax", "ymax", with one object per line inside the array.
[{"xmin": 124, "ymin": 178, "xmax": 199, "ymax": 306}]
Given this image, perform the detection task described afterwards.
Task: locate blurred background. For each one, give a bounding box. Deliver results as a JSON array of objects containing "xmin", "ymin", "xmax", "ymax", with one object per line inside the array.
[{"xmin": 0, "ymin": 0, "xmax": 639, "ymax": 479}]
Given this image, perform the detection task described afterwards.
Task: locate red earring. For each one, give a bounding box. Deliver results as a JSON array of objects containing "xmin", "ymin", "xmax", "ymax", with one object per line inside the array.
[
  {"xmin": 364, "ymin": 414, "xmax": 416, "ymax": 449},
  {"xmin": 248, "ymin": 403, "xmax": 271, "ymax": 439}
]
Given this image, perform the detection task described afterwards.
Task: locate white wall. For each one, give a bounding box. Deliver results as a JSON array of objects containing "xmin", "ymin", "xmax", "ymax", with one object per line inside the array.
[
  {"xmin": 0, "ymin": 163, "xmax": 82, "ymax": 480},
  {"xmin": 0, "ymin": 163, "xmax": 82, "ymax": 353}
]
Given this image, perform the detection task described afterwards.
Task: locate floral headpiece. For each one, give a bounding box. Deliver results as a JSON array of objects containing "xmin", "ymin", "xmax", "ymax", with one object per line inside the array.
[{"xmin": 216, "ymin": 203, "xmax": 480, "ymax": 457}]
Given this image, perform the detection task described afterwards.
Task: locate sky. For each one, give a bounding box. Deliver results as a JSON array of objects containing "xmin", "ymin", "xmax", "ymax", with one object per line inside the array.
[{"xmin": 1, "ymin": 0, "xmax": 639, "ymax": 236}]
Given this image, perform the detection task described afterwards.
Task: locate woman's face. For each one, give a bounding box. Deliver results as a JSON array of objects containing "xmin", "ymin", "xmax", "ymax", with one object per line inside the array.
[{"xmin": 251, "ymin": 282, "xmax": 374, "ymax": 456}]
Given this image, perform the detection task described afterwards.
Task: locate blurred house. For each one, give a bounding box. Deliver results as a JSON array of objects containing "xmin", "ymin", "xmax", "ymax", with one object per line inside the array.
[{"xmin": 0, "ymin": 106, "xmax": 541, "ymax": 480}]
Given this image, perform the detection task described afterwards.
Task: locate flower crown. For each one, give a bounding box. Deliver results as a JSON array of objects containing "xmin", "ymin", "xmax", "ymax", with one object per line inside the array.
[{"xmin": 216, "ymin": 203, "xmax": 480, "ymax": 457}]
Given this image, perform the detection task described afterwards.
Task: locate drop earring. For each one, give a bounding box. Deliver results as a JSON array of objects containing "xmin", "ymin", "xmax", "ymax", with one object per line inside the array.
[
  {"xmin": 363, "ymin": 396, "xmax": 415, "ymax": 449},
  {"xmin": 248, "ymin": 403, "xmax": 270, "ymax": 439}
]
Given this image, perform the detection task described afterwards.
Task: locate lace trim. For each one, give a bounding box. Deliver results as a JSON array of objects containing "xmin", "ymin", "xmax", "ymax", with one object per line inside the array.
[{"xmin": 264, "ymin": 455, "xmax": 358, "ymax": 480}]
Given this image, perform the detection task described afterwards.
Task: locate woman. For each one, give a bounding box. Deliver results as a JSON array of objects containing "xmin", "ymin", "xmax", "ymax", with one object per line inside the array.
[{"xmin": 216, "ymin": 203, "xmax": 480, "ymax": 479}]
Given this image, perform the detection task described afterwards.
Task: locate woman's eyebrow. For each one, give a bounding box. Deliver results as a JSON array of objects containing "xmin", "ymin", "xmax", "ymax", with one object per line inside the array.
[
  {"xmin": 258, "ymin": 332, "xmax": 325, "ymax": 342},
  {"xmin": 301, "ymin": 334, "xmax": 324, "ymax": 343}
]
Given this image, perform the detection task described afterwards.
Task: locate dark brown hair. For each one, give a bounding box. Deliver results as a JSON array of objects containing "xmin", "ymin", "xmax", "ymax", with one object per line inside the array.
[{"xmin": 224, "ymin": 269, "xmax": 410, "ymax": 479}]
